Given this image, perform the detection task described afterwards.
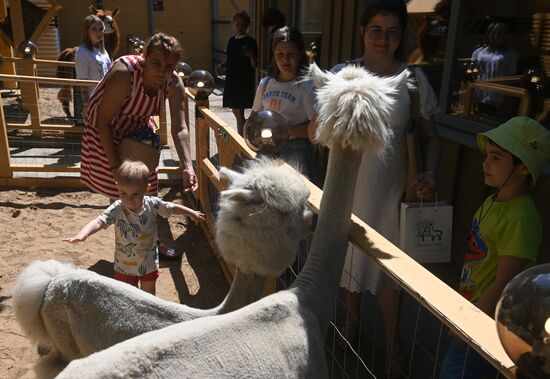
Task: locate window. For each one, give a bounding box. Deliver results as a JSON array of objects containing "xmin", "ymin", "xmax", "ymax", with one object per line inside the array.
[{"xmin": 446, "ymin": 0, "xmax": 550, "ymax": 129}]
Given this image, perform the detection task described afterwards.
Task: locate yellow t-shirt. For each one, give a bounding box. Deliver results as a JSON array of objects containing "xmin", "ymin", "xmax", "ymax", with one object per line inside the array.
[{"xmin": 459, "ymin": 195, "xmax": 541, "ymax": 303}]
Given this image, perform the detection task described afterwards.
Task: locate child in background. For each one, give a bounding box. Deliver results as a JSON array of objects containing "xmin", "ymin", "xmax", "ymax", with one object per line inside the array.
[
  {"xmin": 74, "ymin": 14, "xmax": 112, "ymax": 122},
  {"xmin": 440, "ymin": 116, "xmax": 550, "ymax": 379},
  {"xmin": 251, "ymin": 25, "xmax": 317, "ymax": 183},
  {"xmin": 64, "ymin": 160, "xmax": 205, "ymax": 295},
  {"xmin": 218, "ymin": 10, "xmax": 258, "ymax": 135}
]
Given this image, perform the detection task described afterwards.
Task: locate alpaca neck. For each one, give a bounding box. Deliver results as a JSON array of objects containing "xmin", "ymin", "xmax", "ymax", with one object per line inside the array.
[
  {"xmin": 218, "ymin": 269, "xmax": 267, "ymax": 314},
  {"xmin": 104, "ymin": 31, "xmax": 119, "ymax": 58},
  {"xmin": 293, "ymin": 146, "xmax": 362, "ymax": 336}
]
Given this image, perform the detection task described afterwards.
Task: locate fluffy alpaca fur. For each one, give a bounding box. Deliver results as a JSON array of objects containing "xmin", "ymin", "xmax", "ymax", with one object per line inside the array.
[
  {"xmin": 216, "ymin": 158, "xmax": 312, "ymax": 277},
  {"xmin": 308, "ymin": 63, "xmax": 407, "ymax": 153},
  {"xmin": 55, "ymin": 63, "xmax": 396, "ymax": 378},
  {"xmin": 11, "ymin": 260, "xmax": 75, "ymax": 344},
  {"xmin": 12, "ymin": 158, "xmax": 311, "ymax": 365}
]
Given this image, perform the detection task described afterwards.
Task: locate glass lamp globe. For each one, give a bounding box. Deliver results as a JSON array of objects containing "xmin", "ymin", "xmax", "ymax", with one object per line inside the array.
[
  {"xmin": 187, "ymin": 70, "xmax": 215, "ymax": 99},
  {"xmin": 243, "ymin": 110, "xmax": 289, "ymax": 154},
  {"xmin": 462, "ymin": 60, "xmax": 479, "ymax": 83},
  {"xmin": 495, "ymin": 263, "xmax": 550, "ymax": 378},
  {"xmin": 521, "ymin": 67, "xmax": 546, "ymax": 94},
  {"xmin": 175, "ymin": 61, "xmax": 192, "ymax": 81},
  {"xmin": 18, "ymin": 40, "xmax": 37, "ymax": 58}
]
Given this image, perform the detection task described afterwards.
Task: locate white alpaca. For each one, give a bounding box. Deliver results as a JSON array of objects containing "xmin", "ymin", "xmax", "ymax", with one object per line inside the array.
[
  {"xmin": 11, "ymin": 158, "xmax": 312, "ymax": 363},
  {"xmin": 54, "ymin": 63, "xmax": 407, "ymax": 378}
]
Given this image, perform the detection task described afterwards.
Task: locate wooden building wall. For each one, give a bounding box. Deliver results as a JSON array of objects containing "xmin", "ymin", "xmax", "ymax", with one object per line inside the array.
[
  {"xmin": 320, "ymin": 0, "xmax": 363, "ymax": 69},
  {"xmin": 151, "ymin": 1, "xmax": 212, "ymax": 72},
  {"xmin": 55, "ymin": 1, "xmax": 212, "ymax": 72}
]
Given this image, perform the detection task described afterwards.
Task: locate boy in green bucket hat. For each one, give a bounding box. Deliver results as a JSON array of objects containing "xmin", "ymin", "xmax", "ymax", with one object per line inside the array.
[{"xmin": 440, "ymin": 116, "xmax": 550, "ymax": 379}]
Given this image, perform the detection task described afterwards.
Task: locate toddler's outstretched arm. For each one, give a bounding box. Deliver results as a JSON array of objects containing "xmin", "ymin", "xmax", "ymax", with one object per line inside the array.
[
  {"xmin": 172, "ymin": 204, "xmax": 205, "ymax": 224},
  {"xmin": 63, "ymin": 218, "xmax": 107, "ymax": 243}
]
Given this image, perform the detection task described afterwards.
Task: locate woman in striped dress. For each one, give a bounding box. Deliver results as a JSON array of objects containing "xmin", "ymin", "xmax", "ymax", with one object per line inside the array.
[{"xmin": 80, "ymin": 33, "xmax": 197, "ymax": 199}]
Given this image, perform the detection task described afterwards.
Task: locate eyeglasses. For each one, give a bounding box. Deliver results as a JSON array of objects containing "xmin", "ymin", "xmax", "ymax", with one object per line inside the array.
[{"xmin": 366, "ymin": 27, "xmax": 401, "ymax": 42}]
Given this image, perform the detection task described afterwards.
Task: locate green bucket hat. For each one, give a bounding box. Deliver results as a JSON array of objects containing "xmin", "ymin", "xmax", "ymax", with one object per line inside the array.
[{"xmin": 477, "ymin": 116, "xmax": 550, "ymax": 184}]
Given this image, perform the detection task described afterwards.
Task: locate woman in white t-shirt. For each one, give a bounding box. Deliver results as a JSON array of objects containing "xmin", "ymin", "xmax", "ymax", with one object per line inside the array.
[
  {"xmin": 251, "ymin": 26, "xmax": 318, "ymax": 182},
  {"xmin": 74, "ymin": 15, "xmax": 112, "ymax": 120}
]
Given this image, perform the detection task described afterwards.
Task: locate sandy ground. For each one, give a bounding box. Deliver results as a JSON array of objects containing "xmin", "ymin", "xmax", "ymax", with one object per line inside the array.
[
  {"xmin": 0, "ymin": 186, "xmax": 229, "ymax": 378},
  {"xmin": 0, "ymin": 84, "xmax": 239, "ymax": 378}
]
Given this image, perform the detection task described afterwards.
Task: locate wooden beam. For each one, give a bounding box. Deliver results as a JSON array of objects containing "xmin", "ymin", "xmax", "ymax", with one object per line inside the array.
[
  {"xmin": 0, "ymin": 73, "xmax": 98, "ymax": 87},
  {"xmin": 3, "ymin": 56, "xmax": 75, "ymax": 67},
  {"xmin": 199, "ymin": 157, "xmax": 222, "ymax": 191},
  {"xmin": 10, "ymin": 164, "xmax": 79, "ymax": 172},
  {"xmin": 7, "ymin": 123, "xmax": 84, "ymax": 132},
  {"xmin": 30, "ymin": 0, "xmax": 62, "ymax": 43},
  {"xmin": 9, "ymin": 0, "xmax": 25, "ymax": 49},
  {"xmin": 0, "ymin": 92, "xmax": 12, "ymax": 178}
]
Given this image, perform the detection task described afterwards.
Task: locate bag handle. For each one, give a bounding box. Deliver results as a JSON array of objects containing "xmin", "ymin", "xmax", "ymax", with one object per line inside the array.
[
  {"xmin": 419, "ymin": 192, "xmax": 439, "ymax": 212},
  {"xmin": 404, "ymin": 66, "xmax": 425, "ymax": 202}
]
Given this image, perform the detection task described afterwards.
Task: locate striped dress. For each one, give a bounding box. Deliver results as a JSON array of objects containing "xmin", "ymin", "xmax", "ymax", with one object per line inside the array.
[{"xmin": 80, "ymin": 55, "xmax": 167, "ymax": 199}]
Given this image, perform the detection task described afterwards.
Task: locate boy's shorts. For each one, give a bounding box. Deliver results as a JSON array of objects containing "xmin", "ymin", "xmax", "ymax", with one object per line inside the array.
[{"xmin": 114, "ymin": 269, "xmax": 160, "ymax": 285}]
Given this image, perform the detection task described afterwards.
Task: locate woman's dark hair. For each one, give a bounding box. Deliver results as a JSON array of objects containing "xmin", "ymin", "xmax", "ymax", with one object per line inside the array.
[
  {"xmin": 82, "ymin": 15, "xmax": 105, "ymax": 52},
  {"xmin": 233, "ymin": 10, "xmax": 251, "ymax": 29},
  {"xmin": 359, "ymin": 0, "xmax": 408, "ymax": 60},
  {"xmin": 262, "ymin": 7, "xmax": 286, "ymax": 29},
  {"xmin": 271, "ymin": 26, "xmax": 307, "ymax": 79},
  {"xmin": 144, "ymin": 32, "xmax": 183, "ymax": 62}
]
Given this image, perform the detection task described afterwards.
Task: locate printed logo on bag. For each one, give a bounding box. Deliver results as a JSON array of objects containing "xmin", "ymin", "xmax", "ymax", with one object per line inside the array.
[{"xmin": 415, "ymin": 219, "xmax": 443, "ymax": 246}]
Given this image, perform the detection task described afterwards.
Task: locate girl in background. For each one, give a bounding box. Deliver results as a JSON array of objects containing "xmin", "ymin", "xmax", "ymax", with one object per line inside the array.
[
  {"xmin": 251, "ymin": 26, "xmax": 317, "ymax": 182},
  {"xmin": 218, "ymin": 10, "xmax": 258, "ymax": 135},
  {"xmin": 75, "ymin": 14, "xmax": 112, "ymax": 121}
]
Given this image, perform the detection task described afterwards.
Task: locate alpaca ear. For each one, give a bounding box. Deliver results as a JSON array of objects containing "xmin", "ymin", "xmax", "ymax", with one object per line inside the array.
[
  {"xmin": 89, "ymin": 5, "xmax": 98, "ymax": 13},
  {"xmin": 308, "ymin": 63, "xmax": 330, "ymax": 89},
  {"xmin": 219, "ymin": 167, "xmax": 242, "ymax": 184},
  {"xmin": 112, "ymin": 8, "xmax": 120, "ymax": 17},
  {"xmin": 222, "ymin": 189, "xmax": 260, "ymax": 205}
]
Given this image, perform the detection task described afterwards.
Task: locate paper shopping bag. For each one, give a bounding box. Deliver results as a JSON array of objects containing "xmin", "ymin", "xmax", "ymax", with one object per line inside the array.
[{"xmin": 399, "ymin": 201, "xmax": 453, "ymax": 263}]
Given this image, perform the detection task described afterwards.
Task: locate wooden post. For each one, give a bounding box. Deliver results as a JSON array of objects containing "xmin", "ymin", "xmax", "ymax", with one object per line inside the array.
[
  {"xmin": 19, "ymin": 55, "xmax": 42, "ymax": 136},
  {"xmin": 0, "ymin": 93, "xmax": 11, "ymax": 179},
  {"xmin": 158, "ymin": 100, "xmax": 168, "ymax": 145},
  {"xmin": 194, "ymin": 98, "xmax": 210, "ymax": 212},
  {"xmin": 0, "ymin": 0, "xmax": 16, "ymax": 89}
]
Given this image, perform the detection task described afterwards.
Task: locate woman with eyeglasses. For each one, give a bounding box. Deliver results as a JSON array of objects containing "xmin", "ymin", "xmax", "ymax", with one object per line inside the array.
[{"xmin": 334, "ymin": 1, "xmax": 441, "ymax": 377}]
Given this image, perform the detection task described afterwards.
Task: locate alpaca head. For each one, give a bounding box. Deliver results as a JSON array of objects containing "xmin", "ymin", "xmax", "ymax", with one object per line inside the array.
[
  {"xmin": 308, "ymin": 62, "xmax": 408, "ymax": 153},
  {"xmin": 90, "ymin": 6, "xmax": 120, "ymax": 34},
  {"xmin": 215, "ymin": 158, "xmax": 312, "ymax": 277}
]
